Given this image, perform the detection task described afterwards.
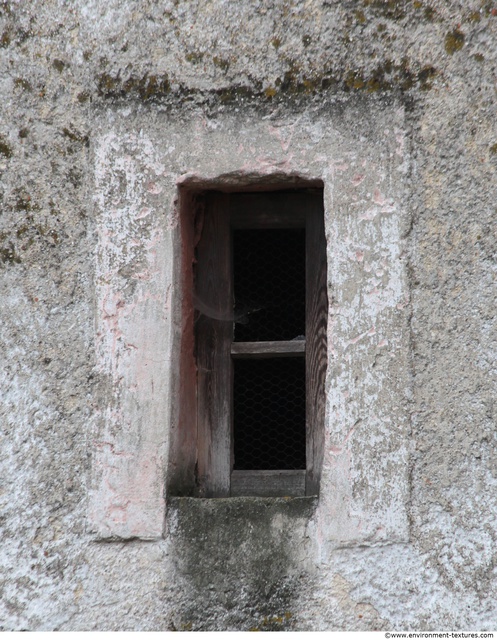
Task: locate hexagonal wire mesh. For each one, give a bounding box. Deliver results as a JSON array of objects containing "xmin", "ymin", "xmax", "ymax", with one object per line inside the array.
[
  {"xmin": 233, "ymin": 358, "xmax": 306, "ymax": 470},
  {"xmin": 232, "ymin": 228, "xmax": 306, "ymax": 470},
  {"xmin": 233, "ymin": 229, "xmax": 305, "ymax": 342}
]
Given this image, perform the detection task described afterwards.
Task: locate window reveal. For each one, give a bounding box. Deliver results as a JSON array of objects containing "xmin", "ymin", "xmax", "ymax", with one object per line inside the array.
[{"xmin": 189, "ymin": 188, "xmax": 327, "ymax": 498}]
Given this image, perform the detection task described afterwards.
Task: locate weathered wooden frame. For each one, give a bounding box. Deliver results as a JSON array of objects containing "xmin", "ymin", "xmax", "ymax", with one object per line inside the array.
[{"xmin": 179, "ymin": 188, "xmax": 327, "ymax": 498}]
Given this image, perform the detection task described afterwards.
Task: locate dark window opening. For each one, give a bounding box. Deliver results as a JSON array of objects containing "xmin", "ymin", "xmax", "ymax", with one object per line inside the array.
[
  {"xmin": 233, "ymin": 358, "xmax": 306, "ymax": 471},
  {"xmin": 232, "ymin": 225, "xmax": 307, "ymax": 475},
  {"xmin": 233, "ymin": 228, "xmax": 306, "ymax": 342}
]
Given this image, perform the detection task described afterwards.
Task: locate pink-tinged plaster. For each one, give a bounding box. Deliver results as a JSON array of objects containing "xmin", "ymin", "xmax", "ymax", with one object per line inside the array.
[
  {"xmin": 89, "ymin": 130, "xmax": 171, "ymax": 539},
  {"xmin": 91, "ymin": 107, "xmax": 410, "ymax": 545},
  {"xmin": 316, "ymin": 117, "xmax": 410, "ymax": 548}
]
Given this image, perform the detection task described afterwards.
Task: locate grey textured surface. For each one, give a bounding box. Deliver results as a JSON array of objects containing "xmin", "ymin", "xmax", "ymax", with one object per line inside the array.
[{"xmin": 1, "ymin": 0, "xmax": 497, "ymax": 630}]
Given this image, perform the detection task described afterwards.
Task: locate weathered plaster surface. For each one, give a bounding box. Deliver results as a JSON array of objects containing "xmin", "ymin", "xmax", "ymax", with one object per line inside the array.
[
  {"xmin": 90, "ymin": 103, "xmax": 410, "ymax": 547},
  {"xmin": 90, "ymin": 130, "xmax": 171, "ymax": 539},
  {"xmin": 1, "ymin": 0, "xmax": 497, "ymax": 631}
]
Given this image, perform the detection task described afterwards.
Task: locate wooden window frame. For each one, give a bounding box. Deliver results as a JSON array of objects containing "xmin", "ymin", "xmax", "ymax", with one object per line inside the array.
[
  {"xmin": 195, "ymin": 189, "xmax": 327, "ymax": 498},
  {"xmin": 170, "ymin": 187, "xmax": 327, "ymax": 498}
]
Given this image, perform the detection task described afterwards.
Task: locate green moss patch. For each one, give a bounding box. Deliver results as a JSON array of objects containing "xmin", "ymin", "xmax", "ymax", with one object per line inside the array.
[
  {"xmin": 1, "ymin": 29, "xmax": 11, "ymax": 47},
  {"xmin": 14, "ymin": 77, "xmax": 32, "ymax": 91},
  {"xmin": 445, "ymin": 28, "xmax": 465, "ymax": 54},
  {"xmin": 52, "ymin": 59, "xmax": 67, "ymax": 72},
  {"xmin": 97, "ymin": 72, "xmax": 170, "ymax": 101},
  {"xmin": 62, "ymin": 126, "xmax": 89, "ymax": 147},
  {"xmin": 213, "ymin": 56, "xmax": 230, "ymax": 71},
  {"xmin": 185, "ymin": 51, "xmax": 204, "ymax": 64},
  {"xmin": 0, "ymin": 241, "xmax": 21, "ymax": 264},
  {"xmin": 0, "ymin": 136, "xmax": 13, "ymax": 158}
]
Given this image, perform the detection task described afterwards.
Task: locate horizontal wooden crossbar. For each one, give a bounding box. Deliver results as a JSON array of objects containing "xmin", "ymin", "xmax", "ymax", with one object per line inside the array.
[{"xmin": 230, "ymin": 340, "xmax": 305, "ymax": 358}]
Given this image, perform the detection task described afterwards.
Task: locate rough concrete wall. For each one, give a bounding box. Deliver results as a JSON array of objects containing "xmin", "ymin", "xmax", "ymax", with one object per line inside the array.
[{"xmin": 1, "ymin": 0, "xmax": 497, "ymax": 631}]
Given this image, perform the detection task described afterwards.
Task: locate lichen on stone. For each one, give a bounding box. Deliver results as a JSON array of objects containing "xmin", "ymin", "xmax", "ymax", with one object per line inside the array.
[
  {"xmin": 445, "ymin": 28, "xmax": 465, "ymax": 54},
  {"xmin": 0, "ymin": 133, "xmax": 13, "ymax": 158}
]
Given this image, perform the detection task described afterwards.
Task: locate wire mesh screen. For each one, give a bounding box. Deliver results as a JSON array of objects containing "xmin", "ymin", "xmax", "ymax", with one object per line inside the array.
[
  {"xmin": 233, "ymin": 358, "xmax": 306, "ymax": 470},
  {"xmin": 233, "ymin": 229, "xmax": 305, "ymax": 342}
]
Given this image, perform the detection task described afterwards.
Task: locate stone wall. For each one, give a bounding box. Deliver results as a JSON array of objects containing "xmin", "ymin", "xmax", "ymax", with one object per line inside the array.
[{"xmin": 1, "ymin": 0, "xmax": 497, "ymax": 630}]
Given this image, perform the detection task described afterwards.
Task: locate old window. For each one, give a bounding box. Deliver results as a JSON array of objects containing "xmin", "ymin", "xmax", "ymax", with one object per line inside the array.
[{"xmin": 171, "ymin": 187, "xmax": 327, "ymax": 498}]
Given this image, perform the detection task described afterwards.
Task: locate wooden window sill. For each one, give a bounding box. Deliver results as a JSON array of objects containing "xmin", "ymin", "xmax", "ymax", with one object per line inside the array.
[{"xmin": 230, "ymin": 470, "xmax": 306, "ymax": 497}]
